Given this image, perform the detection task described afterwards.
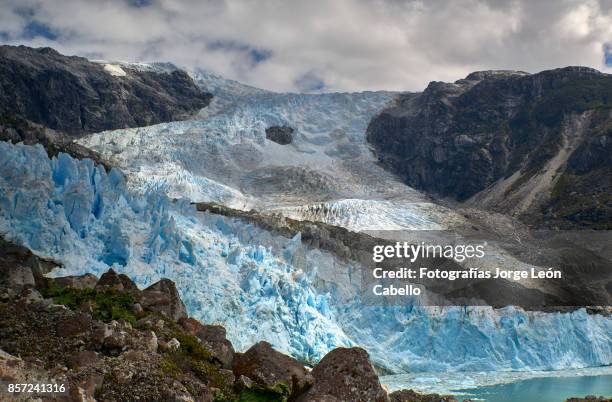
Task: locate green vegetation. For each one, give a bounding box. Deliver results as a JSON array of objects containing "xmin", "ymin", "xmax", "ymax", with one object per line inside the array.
[
  {"xmin": 211, "ymin": 383, "xmax": 290, "ymax": 402},
  {"xmin": 161, "ymin": 329, "xmax": 219, "ymax": 379},
  {"xmin": 172, "ymin": 330, "xmax": 215, "ymax": 362},
  {"xmin": 158, "ymin": 330, "xmax": 290, "ymax": 402},
  {"xmin": 547, "ymin": 169, "xmax": 612, "ymax": 229},
  {"xmin": 236, "ymin": 384, "xmax": 290, "ymax": 402},
  {"xmin": 44, "ymin": 279, "xmax": 137, "ymax": 324},
  {"xmin": 158, "ymin": 329, "xmax": 242, "ymax": 399},
  {"xmin": 159, "ymin": 356, "xmax": 182, "ymax": 377}
]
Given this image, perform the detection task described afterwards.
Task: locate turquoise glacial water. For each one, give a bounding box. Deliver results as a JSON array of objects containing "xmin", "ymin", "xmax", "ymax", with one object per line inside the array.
[{"xmin": 453, "ymin": 375, "xmax": 612, "ymax": 402}]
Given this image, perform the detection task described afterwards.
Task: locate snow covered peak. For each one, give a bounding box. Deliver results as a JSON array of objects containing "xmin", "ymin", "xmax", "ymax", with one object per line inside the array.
[
  {"xmin": 91, "ymin": 60, "xmax": 181, "ymax": 75},
  {"xmin": 92, "ymin": 59, "xmax": 265, "ymax": 98},
  {"xmin": 192, "ymin": 68, "xmax": 270, "ymax": 98}
]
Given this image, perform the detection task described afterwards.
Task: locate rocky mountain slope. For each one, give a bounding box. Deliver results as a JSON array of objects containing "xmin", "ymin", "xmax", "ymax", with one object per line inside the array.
[
  {"xmin": 0, "ymin": 45, "xmax": 212, "ymax": 137},
  {"xmin": 3, "ymin": 128, "xmax": 611, "ymax": 376},
  {"xmin": 1, "ymin": 238, "xmax": 605, "ymax": 401},
  {"xmin": 0, "ymin": 45, "xmax": 610, "ymax": 396},
  {"xmin": 366, "ymin": 67, "xmax": 612, "ymax": 229},
  {"xmin": 0, "ymin": 114, "xmax": 111, "ymax": 170},
  {"xmin": 0, "ymin": 237, "xmax": 460, "ymax": 402}
]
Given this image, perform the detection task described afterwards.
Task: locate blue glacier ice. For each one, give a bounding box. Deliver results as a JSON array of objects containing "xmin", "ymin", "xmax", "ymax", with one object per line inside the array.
[
  {"xmin": 1, "ymin": 141, "xmax": 611, "ymax": 373},
  {"xmin": 0, "ymin": 142, "xmax": 351, "ymax": 361}
]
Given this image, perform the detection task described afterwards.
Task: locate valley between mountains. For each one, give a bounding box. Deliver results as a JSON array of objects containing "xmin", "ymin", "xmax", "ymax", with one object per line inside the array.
[{"xmin": 0, "ymin": 45, "xmax": 611, "ymax": 400}]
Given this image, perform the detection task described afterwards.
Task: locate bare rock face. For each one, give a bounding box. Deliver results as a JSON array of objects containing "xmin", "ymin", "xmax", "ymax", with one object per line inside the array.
[
  {"xmin": 118, "ymin": 274, "xmax": 139, "ymax": 292},
  {"xmin": 179, "ymin": 317, "xmax": 235, "ymax": 368},
  {"xmin": 95, "ymin": 268, "xmax": 126, "ymax": 291},
  {"xmin": 139, "ymin": 279, "xmax": 187, "ymax": 320},
  {"xmin": 367, "ymin": 67, "xmax": 612, "ymax": 228},
  {"xmin": 16, "ymin": 288, "xmax": 44, "ymax": 307},
  {"xmin": 0, "ymin": 237, "xmax": 58, "ymax": 296},
  {"xmin": 266, "ymin": 125, "xmax": 294, "ymax": 145},
  {"xmin": 0, "ymin": 115, "xmax": 113, "ymax": 172},
  {"xmin": 389, "ymin": 389, "xmax": 458, "ymax": 402},
  {"xmin": 68, "ymin": 350, "xmax": 100, "ymax": 370},
  {"xmin": 2, "ymin": 265, "xmax": 35, "ymax": 295},
  {"xmin": 0, "ymin": 45, "xmax": 212, "ymax": 137},
  {"xmin": 57, "ymin": 312, "xmax": 93, "ymax": 338},
  {"xmin": 232, "ymin": 341, "xmax": 314, "ymax": 399},
  {"xmin": 54, "ymin": 273, "xmax": 98, "ymax": 290},
  {"xmin": 197, "ymin": 325, "xmax": 235, "ymax": 369},
  {"xmin": 142, "ymin": 330, "xmax": 158, "ymax": 353},
  {"xmin": 299, "ymin": 347, "xmax": 389, "ymax": 402}
]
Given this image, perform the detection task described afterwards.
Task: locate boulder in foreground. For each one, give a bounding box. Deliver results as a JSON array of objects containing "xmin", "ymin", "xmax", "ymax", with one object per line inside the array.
[
  {"xmin": 233, "ymin": 340, "xmax": 314, "ymax": 399},
  {"xmin": 299, "ymin": 347, "xmax": 390, "ymax": 402}
]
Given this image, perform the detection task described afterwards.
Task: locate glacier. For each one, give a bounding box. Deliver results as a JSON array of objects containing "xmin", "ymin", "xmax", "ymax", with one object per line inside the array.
[
  {"xmin": 1, "ymin": 141, "xmax": 611, "ymax": 373},
  {"xmin": 0, "ymin": 141, "xmax": 352, "ymax": 361},
  {"xmin": 79, "ymin": 66, "xmax": 465, "ymax": 231}
]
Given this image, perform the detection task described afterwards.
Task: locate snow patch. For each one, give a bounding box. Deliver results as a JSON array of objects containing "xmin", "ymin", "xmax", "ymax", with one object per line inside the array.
[{"xmin": 103, "ymin": 63, "xmax": 127, "ymax": 77}]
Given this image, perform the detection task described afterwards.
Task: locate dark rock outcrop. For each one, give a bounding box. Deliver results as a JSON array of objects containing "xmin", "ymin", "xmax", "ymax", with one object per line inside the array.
[
  {"xmin": 390, "ymin": 389, "xmax": 458, "ymax": 402},
  {"xmin": 0, "ymin": 113, "xmax": 113, "ymax": 170},
  {"xmin": 0, "ymin": 237, "xmax": 465, "ymax": 401},
  {"xmin": 232, "ymin": 341, "xmax": 314, "ymax": 399},
  {"xmin": 195, "ymin": 201, "xmax": 386, "ymax": 264},
  {"xmin": 139, "ymin": 278, "xmax": 187, "ymax": 320},
  {"xmin": 0, "ymin": 45, "xmax": 212, "ymax": 137},
  {"xmin": 367, "ymin": 67, "xmax": 612, "ymax": 228},
  {"xmin": 0, "ymin": 237, "xmax": 58, "ymax": 296},
  {"xmin": 179, "ymin": 317, "xmax": 235, "ymax": 369},
  {"xmin": 266, "ymin": 125, "xmax": 295, "ymax": 145},
  {"xmin": 95, "ymin": 268, "xmax": 126, "ymax": 291},
  {"xmin": 299, "ymin": 347, "xmax": 389, "ymax": 402},
  {"xmin": 54, "ymin": 273, "xmax": 98, "ymax": 290}
]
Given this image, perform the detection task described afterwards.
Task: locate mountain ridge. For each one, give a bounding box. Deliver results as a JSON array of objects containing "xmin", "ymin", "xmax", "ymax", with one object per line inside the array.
[
  {"xmin": 367, "ymin": 66, "xmax": 612, "ymax": 229},
  {"xmin": 0, "ymin": 45, "xmax": 212, "ymax": 137},
  {"xmin": 0, "ymin": 46, "xmax": 610, "ymax": 380}
]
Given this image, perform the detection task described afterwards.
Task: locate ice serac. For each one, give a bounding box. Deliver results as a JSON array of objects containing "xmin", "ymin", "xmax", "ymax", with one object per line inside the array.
[
  {"xmin": 1, "ymin": 141, "xmax": 611, "ymax": 373},
  {"xmin": 0, "ymin": 142, "xmax": 351, "ymax": 362},
  {"xmin": 78, "ymin": 71, "xmax": 457, "ymax": 229}
]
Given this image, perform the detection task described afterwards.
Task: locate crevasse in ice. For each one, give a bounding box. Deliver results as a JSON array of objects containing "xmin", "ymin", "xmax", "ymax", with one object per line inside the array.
[
  {"xmin": 0, "ymin": 141, "xmax": 351, "ymax": 361},
  {"xmin": 1, "ymin": 141, "xmax": 611, "ymax": 372},
  {"xmin": 79, "ymin": 70, "xmax": 454, "ymax": 231}
]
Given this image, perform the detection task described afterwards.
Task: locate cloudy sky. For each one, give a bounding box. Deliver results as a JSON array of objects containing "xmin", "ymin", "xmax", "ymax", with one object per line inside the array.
[{"xmin": 1, "ymin": 0, "xmax": 611, "ymax": 92}]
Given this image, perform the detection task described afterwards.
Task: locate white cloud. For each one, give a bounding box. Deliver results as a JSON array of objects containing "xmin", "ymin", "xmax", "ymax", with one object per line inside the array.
[{"xmin": 0, "ymin": 0, "xmax": 610, "ymax": 92}]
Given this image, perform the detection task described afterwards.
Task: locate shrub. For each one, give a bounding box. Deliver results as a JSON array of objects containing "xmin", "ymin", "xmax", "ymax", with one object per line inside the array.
[{"xmin": 44, "ymin": 279, "xmax": 137, "ymax": 324}]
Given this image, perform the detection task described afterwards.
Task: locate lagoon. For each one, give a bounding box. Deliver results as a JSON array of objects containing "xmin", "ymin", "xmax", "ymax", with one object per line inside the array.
[
  {"xmin": 382, "ymin": 367, "xmax": 612, "ymax": 402},
  {"xmin": 454, "ymin": 374, "xmax": 612, "ymax": 401}
]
